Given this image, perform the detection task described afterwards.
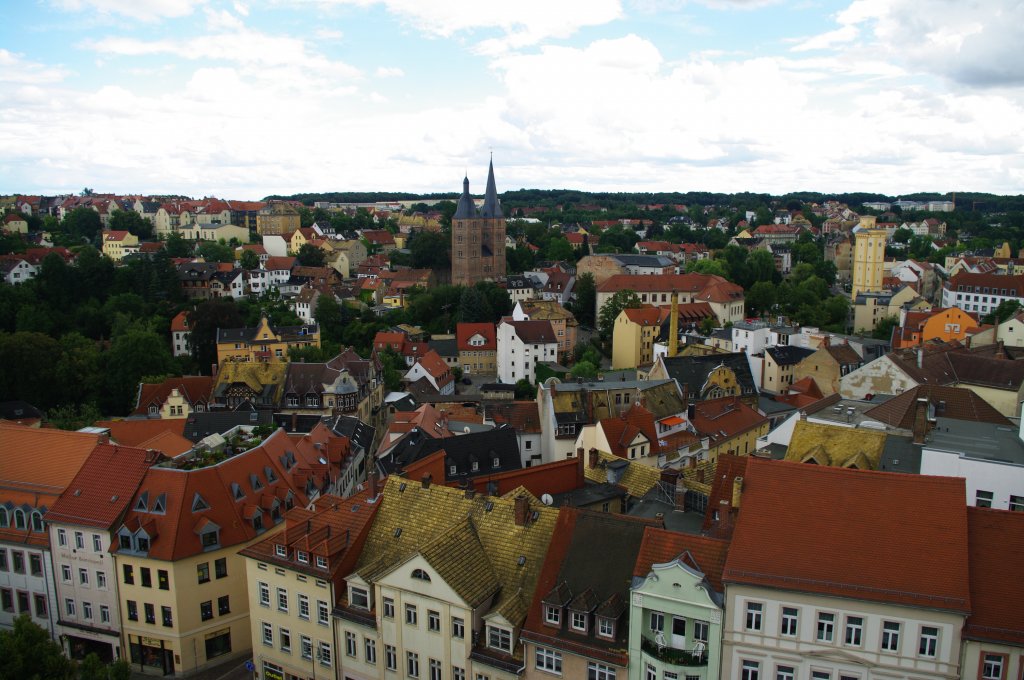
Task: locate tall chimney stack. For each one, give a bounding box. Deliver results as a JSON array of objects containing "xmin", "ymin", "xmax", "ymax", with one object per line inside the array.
[
  {"xmin": 912, "ymin": 397, "xmax": 929, "ymax": 444},
  {"xmin": 668, "ymin": 291, "xmax": 679, "ymax": 358},
  {"xmin": 514, "ymin": 495, "xmax": 530, "ymax": 526},
  {"xmin": 732, "ymin": 476, "xmax": 743, "ymax": 509}
]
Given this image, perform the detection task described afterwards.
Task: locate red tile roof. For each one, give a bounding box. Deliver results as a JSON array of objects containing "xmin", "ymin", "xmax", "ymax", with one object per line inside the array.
[
  {"xmin": 95, "ymin": 418, "xmax": 187, "ymax": 447},
  {"xmin": 633, "ymin": 526, "xmax": 730, "ymax": 592},
  {"xmin": 723, "ymin": 458, "xmax": 971, "ymax": 612},
  {"xmin": 485, "ymin": 401, "xmax": 542, "ymax": 433},
  {"xmin": 133, "ymin": 376, "xmax": 213, "ymax": 415},
  {"xmin": 701, "ymin": 453, "xmax": 749, "ymax": 537},
  {"xmin": 690, "ymin": 397, "xmax": 767, "ymax": 445},
  {"xmin": 45, "ymin": 444, "xmax": 163, "ymax": 529},
  {"xmin": 263, "ymin": 256, "xmax": 297, "ymax": 271},
  {"xmin": 415, "ymin": 349, "xmax": 452, "ymax": 383},
  {"xmin": 170, "ymin": 311, "xmax": 190, "ymax": 333},
  {"xmin": 456, "ymin": 322, "xmax": 497, "ymax": 351},
  {"xmin": 863, "ymin": 385, "xmax": 1011, "ymax": 429},
  {"xmin": 963, "ymin": 507, "xmax": 1024, "ymax": 645},
  {"xmin": 622, "ymin": 306, "xmax": 668, "ymax": 326}
]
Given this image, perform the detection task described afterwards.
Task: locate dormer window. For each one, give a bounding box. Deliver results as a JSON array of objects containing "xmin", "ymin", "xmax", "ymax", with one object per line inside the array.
[
  {"xmin": 597, "ymin": 617, "xmax": 615, "ymax": 639},
  {"xmin": 192, "ymin": 493, "xmax": 210, "ymax": 512},
  {"xmin": 264, "ymin": 466, "xmax": 277, "ymax": 483},
  {"xmin": 118, "ymin": 532, "xmax": 132, "ymax": 551},
  {"xmin": 253, "ymin": 513, "xmax": 264, "ymax": 532},
  {"xmin": 297, "ymin": 551, "xmax": 309, "ymax": 564},
  {"xmin": 152, "ymin": 494, "xmax": 166, "ymax": 514},
  {"xmin": 544, "ymin": 605, "xmax": 561, "ymax": 627},
  {"xmin": 472, "ymin": 461, "xmax": 479, "ymax": 472},
  {"xmin": 136, "ymin": 535, "xmax": 150, "ymax": 553},
  {"xmin": 571, "ymin": 611, "xmax": 588, "ymax": 632},
  {"xmin": 250, "ymin": 473, "xmax": 263, "ymax": 492},
  {"xmin": 487, "ymin": 625, "xmax": 512, "ymax": 653},
  {"xmin": 148, "ymin": 406, "xmax": 158, "ymax": 416},
  {"xmin": 349, "ymin": 586, "xmax": 369, "ymax": 610},
  {"xmin": 288, "ymin": 396, "xmax": 299, "ymax": 407},
  {"xmin": 275, "ymin": 545, "xmax": 287, "ymax": 558},
  {"xmin": 315, "ymin": 555, "xmax": 328, "ymax": 569},
  {"xmin": 492, "ymin": 457, "xmax": 500, "ymax": 468},
  {"xmin": 198, "ymin": 521, "xmax": 221, "ymax": 550},
  {"xmin": 135, "ymin": 492, "xmax": 149, "ymax": 513},
  {"xmin": 231, "ymin": 483, "xmax": 245, "ymax": 501}
]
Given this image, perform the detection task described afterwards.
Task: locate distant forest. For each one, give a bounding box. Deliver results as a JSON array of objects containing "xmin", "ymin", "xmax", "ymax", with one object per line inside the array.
[{"xmin": 266, "ymin": 190, "xmax": 1024, "ymax": 213}]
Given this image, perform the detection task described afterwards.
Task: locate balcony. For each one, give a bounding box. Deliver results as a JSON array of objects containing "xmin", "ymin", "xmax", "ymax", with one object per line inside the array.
[{"xmin": 641, "ymin": 637, "xmax": 708, "ymax": 667}]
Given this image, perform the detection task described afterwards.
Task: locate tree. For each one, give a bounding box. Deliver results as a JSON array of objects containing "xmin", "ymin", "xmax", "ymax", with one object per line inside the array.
[
  {"xmin": 746, "ymin": 281, "xmax": 777, "ymax": 317},
  {"xmin": 409, "ymin": 231, "xmax": 450, "ymax": 270},
  {"xmin": 378, "ymin": 346, "xmax": 405, "ymax": 391},
  {"xmin": 514, "ymin": 378, "xmax": 535, "ymax": 400},
  {"xmin": 164, "ymin": 231, "xmax": 193, "ymax": 258},
  {"xmin": 239, "ymin": 249, "xmax": 260, "ymax": 270},
  {"xmin": 892, "ymin": 227, "xmax": 913, "ymax": 244},
  {"xmin": 569, "ymin": 359, "xmax": 598, "ymax": 379},
  {"xmin": 872, "ymin": 315, "xmax": 899, "ymax": 340},
  {"xmin": 0, "ymin": 615, "xmax": 74, "ymax": 680},
  {"xmin": 62, "ymin": 207, "xmax": 102, "ymax": 244},
  {"xmin": 188, "ymin": 299, "xmax": 244, "ymax": 372},
  {"xmin": 296, "ymin": 243, "xmax": 326, "ymax": 267},
  {"xmin": 983, "ymin": 299, "xmax": 1022, "ymax": 325},
  {"xmin": 197, "ymin": 241, "xmax": 233, "ymax": 263},
  {"xmin": 598, "ymin": 289, "xmax": 642, "ymax": 341},
  {"xmin": 109, "ymin": 210, "xmax": 153, "ymax": 240},
  {"xmin": 545, "ymin": 236, "xmax": 574, "ymax": 262},
  {"xmin": 314, "ymin": 295, "xmax": 350, "ymax": 344},
  {"xmin": 102, "ymin": 324, "xmax": 175, "ymax": 413},
  {"xmin": 457, "ymin": 286, "xmax": 492, "ymax": 323},
  {"xmin": 0, "ymin": 332, "xmax": 61, "ymax": 410},
  {"xmin": 571, "ymin": 272, "xmax": 597, "ymax": 327},
  {"xmin": 686, "ymin": 258, "xmax": 729, "ymax": 278},
  {"xmin": 47, "ymin": 403, "xmax": 103, "ymax": 431},
  {"xmin": 747, "ymin": 249, "xmax": 777, "ymax": 285}
]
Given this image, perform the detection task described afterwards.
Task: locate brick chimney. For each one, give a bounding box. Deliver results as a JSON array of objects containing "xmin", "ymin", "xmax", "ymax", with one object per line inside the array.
[
  {"xmin": 576, "ymin": 447, "xmax": 585, "ymax": 487},
  {"xmin": 912, "ymin": 397, "xmax": 929, "ymax": 444},
  {"xmin": 421, "ymin": 473, "xmax": 432, "ymax": 489},
  {"xmin": 732, "ymin": 476, "xmax": 743, "ymax": 509},
  {"xmin": 368, "ymin": 469, "xmax": 380, "ymax": 500},
  {"xmin": 514, "ymin": 495, "xmax": 531, "ymax": 526},
  {"xmin": 588, "ymin": 448, "xmax": 599, "ymax": 469}
]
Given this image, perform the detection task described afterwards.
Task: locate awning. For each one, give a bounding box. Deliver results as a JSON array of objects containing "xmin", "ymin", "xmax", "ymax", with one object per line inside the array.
[{"xmin": 660, "ymin": 416, "xmax": 685, "ymax": 426}]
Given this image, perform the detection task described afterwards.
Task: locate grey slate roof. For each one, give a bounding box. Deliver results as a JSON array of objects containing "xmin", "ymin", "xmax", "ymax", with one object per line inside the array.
[
  {"xmin": 428, "ymin": 338, "xmax": 459, "ymax": 358},
  {"xmin": 381, "ymin": 426, "xmax": 521, "ymax": 479},
  {"xmin": 765, "ymin": 345, "xmax": 817, "ymax": 366},
  {"xmin": 328, "ymin": 414, "xmax": 376, "ymax": 455},
  {"xmin": 659, "ymin": 353, "xmax": 757, "ymax": 397},
  {"xmin": 182, "ymin": 409, "xmax": 274, "ymax": 442}
]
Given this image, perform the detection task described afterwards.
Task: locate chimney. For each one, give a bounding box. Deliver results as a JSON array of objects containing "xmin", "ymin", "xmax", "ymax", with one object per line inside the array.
[
  {"xmin": 588, "ymin": 448, "xmax": 599, "ymax": 469},
  {"xmin": 820, "ymin": 335, "xmax": 830, "ymax": 348},
  {"xmin": 687, "ymin": 402, "xmax": 696, "ymax": 421},
  {"xmin": 717, "ymin": 499, "xmax": 732, "ymax": 532},
  {"xmin": 732, "ymin": 476, "xmax": 743, "ymax": 509},
  {"xmin": 912, "ymin": 397, "xmax": 929, "ymax": 444},
  {"xmin": 655, "ymin": 512, "xmax": 665, "ymax": 527},
  {"xmin": 211, "ymin": 363, "xmax": 218, "ymax": 378},
  {"xmin": 577, "ymin": 446, "xmax": 585, "ymax": 487},
  {"xmin": 916, "ymin": 347, "xmax": 923, "ymax": 369},
  {"xmin": 291, "ymin": 412, "xmax": 298, "ymax": 432},
  {"xmin": 514, "ymin": 495, "xmax": 530, "ymax": 526},
  {"xmin": 464, "ymin": 487, "xmax": 476, "ymax": 499},
  {"xmin": 368, "ymin": 469, "xmax": 380, "ymax": 500},
  {"xmin": 421, "ymin": 473, "xmax": 432, "ymax": 489},
  {"xmin": 668, "ymin": 291, "xmax": 679, "ymax": 358}
]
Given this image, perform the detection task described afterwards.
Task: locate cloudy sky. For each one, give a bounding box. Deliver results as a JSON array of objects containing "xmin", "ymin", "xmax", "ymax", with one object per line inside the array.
[{"xmin": 2, "ymin": 0, "xmax": 1022, "ymax": 199}]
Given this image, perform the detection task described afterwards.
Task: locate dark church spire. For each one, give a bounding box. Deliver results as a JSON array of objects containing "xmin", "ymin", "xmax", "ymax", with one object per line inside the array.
[
  {"xmin": 481, "ymin": 155, "xmax": 503, "ymax": 219},
  {"xmin": 453, "ymin": 174, "xmax": 475, "ymax": 220}
]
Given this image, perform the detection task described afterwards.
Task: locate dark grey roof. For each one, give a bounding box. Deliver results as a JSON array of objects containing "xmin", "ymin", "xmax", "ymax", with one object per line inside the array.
[
  {"xmin": 659, "ymin": 353, "xmax": 756, "ymax": 398},
  {"xmin": 271, "ymin": 412, "xmax": 326, "ymax": 434},
  {"xmin": 386, "ymin": 394, "xmax": 418, "ymax": 412},
  {"xmin": 428, "ymin": 338, "xmax": 458, "ymax": 358},
  {"xmin": 481, "ymin": 158, "xmax": 503, "ymax": 219},
  {"xmin": 216, "ymin": 322, "xmax": 319, "ymax": 344},
  {"xmin": 0, "ymin": 400, "xmax": 44, "ymax": 421},
  {"xmin": 550, "ymin": 482, "xmax": 626, "ymax": 509},
  {"xmin": 925, "ymin": 417, "xmax": 1024, "ymax": 465},
  {"xmin": 480, "ymin": 383, "xmax": 516, "ymax": 392},
  {"xmin": 328, "ymin": 414, "xmax": 375, "ymax": 454},
  {"xmin": 453, "ymin": 176, "xmax": 477, "ymax": 220},
  {"xmin": 382, "ymin": 426, "xmax": 521, "ymax": 479},
  {"xmin": 611, "ymin": 254, "xmax": 675, "ymax": 267},
  {"xmin": 765, "ymin": 345, "xmax": 816, "ymax": 366},
  {"xmin": 182, "ymin": 409, "xmax": 274, "ymax": 442},
  {"xmin": 878, "ymin": 435, "xmax": 921, "ymax": 474}
]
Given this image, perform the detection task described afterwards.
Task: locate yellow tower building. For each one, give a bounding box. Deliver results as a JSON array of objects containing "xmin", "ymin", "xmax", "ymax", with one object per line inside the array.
[{"xmin": 851, "ymin": 216, "xmax": 886, "ymax": 299}]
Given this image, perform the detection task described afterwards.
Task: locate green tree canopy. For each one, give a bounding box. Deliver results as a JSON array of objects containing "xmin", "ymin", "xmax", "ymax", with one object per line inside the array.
[
  {"xmin": 239, "ymin": 249, "xmax": 260, "ymax": 270},
  {"xmin": 164, "ymin": 231, "xmax": 193, "ymax": 258},
  {"xmin": 63, "ymin": 207, "xmax": 102, "ymax": 243},
  {"xmin": 410, "ymin": 231, "xmax": 451, "ymax": 270},
  {"xmin": 188, "ymin": 299, "xmax": 245, "ymax": 372},
  {"xmin": 570, "ymin": 272, "xmax": 597, "ymax": 327},
  {"xmin": 0, "ymin": 615, "xmax": 74, "ymax": 680},
  {"xmin": 296, "ymin": 243, "xmax": 326, "ymax": 267},
  {"xmin": 598, "ymin": 289, "xmax": 643, "ymax": 341},
  {"xmin": 197, "ymin": 241, "xmax": 233, "ymax": 263},
  {"xmin": 109, "ymin": 209, "xmax": 153, "ymax": 240}
]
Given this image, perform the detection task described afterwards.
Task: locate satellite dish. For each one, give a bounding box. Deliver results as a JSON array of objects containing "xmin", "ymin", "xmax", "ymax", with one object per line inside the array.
[{"xmin": 541, "ymin": 494, "xmax": 554, "ymax": 506}]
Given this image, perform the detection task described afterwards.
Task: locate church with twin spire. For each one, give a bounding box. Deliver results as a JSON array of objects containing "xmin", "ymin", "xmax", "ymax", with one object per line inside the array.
[{"xmin": 451, "ymin": 158, "xmax": 506, "ymax": 286}]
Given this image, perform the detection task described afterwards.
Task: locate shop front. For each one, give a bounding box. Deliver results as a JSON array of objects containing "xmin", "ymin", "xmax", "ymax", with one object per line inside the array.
[{"xmin": 128, "ymin": 634, "xmax": 175, "ymax": 676}]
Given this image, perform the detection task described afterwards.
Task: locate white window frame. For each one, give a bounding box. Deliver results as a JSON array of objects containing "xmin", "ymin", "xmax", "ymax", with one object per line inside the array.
[
  {"xmin": 746, "ymin": 602, "xmax": 763, "ymax": 631},
  {"xmin": 535, "ymin": 646, "xmax": 562, "ymax": 674}
]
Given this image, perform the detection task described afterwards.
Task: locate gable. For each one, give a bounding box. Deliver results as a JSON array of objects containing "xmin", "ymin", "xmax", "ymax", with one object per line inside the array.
[
  {"xmin": 374, "ymin": 553, "xmax": 473, "ymax": 610},
  {"xmin": 636, "ymin": 560, "xmax": 720, "ymax": 610}
]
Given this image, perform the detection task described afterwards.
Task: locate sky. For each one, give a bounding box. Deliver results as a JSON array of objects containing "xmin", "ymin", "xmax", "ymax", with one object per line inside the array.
[{"xmin": 1, "ymin": 0, "xmax": 1022, "ymax": 199}]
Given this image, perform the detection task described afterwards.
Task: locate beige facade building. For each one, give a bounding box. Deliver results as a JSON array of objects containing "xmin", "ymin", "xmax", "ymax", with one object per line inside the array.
[
  {"xmin": 258, "ymin": 203, "xmax": 301, "ymax": 236},
  {"xmin": 852, "ymin": 218, "xmax": 887, "ymax": 298}
]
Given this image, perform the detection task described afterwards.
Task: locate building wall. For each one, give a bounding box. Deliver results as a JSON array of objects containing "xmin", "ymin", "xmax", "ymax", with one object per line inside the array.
[
  {"xmin": 612, "ymin": 317, "xmax": 643, "ymax": 370},
  {"xmin": 50, "ymin": 525, "xmax": 122, "ymax": 657},
  {"xmin": 706, "ymin": 422, "xmax": 768, "ymax": 461},
  {"xmin": 0, "ymin": 543, "xmax": 58, "ymax": 639},
  {"xmin": 722, "ymin": 584, "xmax": 966, "ymax": 680},
  {"xmin": 523, "ymin": 641, "xmax": 623, "ymax": 680},
  {"xmin": 920, "ymin": 447, "xmax": 1024, "ymax": 510},
  {"xmin": 996, "ymin": 316, "xmax": 1024, "ymax": 347},
  {"xmin": 452, "ymin": 215, "xmax": 505, "ymax": 286},
  {"xmin": 458, "ymin": 349, "xmax": 497, "ymax": 375},
  {"xmin": 840, "ymin": 357, "xmax": 917, "ymax": 400},
  {"xmin": 852, "ymin": 229, "xmax": 886, "ymax": 298},
  {"xmin": 961, "ymin": 638, "xmax": 1024, "ymax": 680}
]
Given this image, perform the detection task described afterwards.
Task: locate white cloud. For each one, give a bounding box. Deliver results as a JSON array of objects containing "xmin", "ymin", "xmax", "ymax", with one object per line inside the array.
[
  {"xmin": 790, "ymin": 24, "xmax": 857, "ymax": 52},
  {"xmin": 375, "ymin": 66, "xmax": 404, "ymax": 78},
  {"xmin": 51, "ymin": 0, "xmax": 205, "ymax": 21},
  {"xmin": 0, "ymin": 49, "xmax": 71, "ymax": 84},
  {"xmin": 315, "ymin": 28, "xmax": 345, "ymax": 40}
]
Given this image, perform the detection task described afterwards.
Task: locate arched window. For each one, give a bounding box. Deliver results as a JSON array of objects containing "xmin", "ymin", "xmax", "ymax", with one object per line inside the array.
[
  {"xmin": 411, "ymin": 568, "xmax": 431, "ymax": 582},
  {"xmin": 14, "ymin": 509, "xmax": 26, "ymax": 530},
  {"xmin": 31, "ymin": 511, "xmax": 43, "ymax": 532},
  {"xmin": 0, "ymin": 508, "xmax": 8, "ymax": 528}
]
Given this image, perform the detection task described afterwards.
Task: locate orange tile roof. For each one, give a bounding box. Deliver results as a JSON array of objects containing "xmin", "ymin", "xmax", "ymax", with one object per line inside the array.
[
  {"xmin": 137, "ymin": 430, "xmax": 195, "ymax": 457},
  {"xmin": 724, "ymin": 458, "xmax": 971, "ymax": 612},
  {"xmin": 963, "ymin": 507, "xmax": 1024, "ymax": 645},
  {"xmin": 622, "ymin": 306, "xmax": 668, "ymax": 326},
  {"xmin": 690, "ymin": 397, "xmax": 767, "ymax": 445},
  {"xmin": 633, "ymin": 526, "xmax": 730, "ymax": 592},
  {"xmin": 170, "ymin": 311, "xmax": 190, "ymax": 333},
  {"xmin": 416, "ymin": 349, "xmax": 452, "ymax": 382},
  {"xmin": 95, "ymin": 419, "xmax": 187, "ymax": 447},
  {"xmin": 0, "ymin": 422, "xmax": 101, "ymax": 493},
  {"xmin": 45, "ymin": 444, "xmax": 162, "ymax": 529},
  {"xmin": 456, "ymin": 322, "xmax": 497, "ymax": 351}
]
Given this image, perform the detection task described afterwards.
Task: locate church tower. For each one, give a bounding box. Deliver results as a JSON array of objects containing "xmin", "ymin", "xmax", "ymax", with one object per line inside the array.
[{"xmin": 451, "ymin": 158, "xmax": 506, "ymax": 286}]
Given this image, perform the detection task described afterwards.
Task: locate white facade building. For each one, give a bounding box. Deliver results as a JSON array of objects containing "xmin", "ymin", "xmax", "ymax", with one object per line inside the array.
[{"xmin": 496, "ymin": 320, "xmax": 558, "ymax": 385}]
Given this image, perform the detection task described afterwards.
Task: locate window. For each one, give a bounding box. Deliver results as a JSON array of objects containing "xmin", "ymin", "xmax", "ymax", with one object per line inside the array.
[
  {"xmin": 817, "ymin": 612, "xmax": 835, "ymax": 642},
  {"xmin": 571, "ymin": 611, "xmax": 587, "ymax": 632},
  {"xmin": 454, "ymin": 668, "xmax": 465, "ymax": 680},
  {"xmin": 140, "ymin": 567, "xmax": 152, "ymax": 588},
  {"xmin": 144, "ymin": 603, "xmax": 155, "ymax": 624},
  {"xmin": 406, "ymin": 603, "xmax": 418, "ymax": 625},
  {"xmin": 651, "ymin": 611, "xmax": 665, "ymax": 632},
  {"xmin": 545, "ymin": 605, "xmax": 561, "ymax": 625},
  {"xmin": 385, "ymin": 644, "xmax": 397, "ymax": 671},
  {"xmin": 65, "ymin": 598, "xmax": 76, "ymax": 617},
  {"xmin": 298, "ymin": 594, "xmax": 310, "ymax": 620},
  {"xmin": 11, "ymin": 552, "xmax": 24, "ymax": 574},
  {"xmin": 919, "ymin": 626, "xmax": 938, "ymax": 657},
  {"xmin": 982, "ymin": 654, "xmax": 1006, "ymax": 680},
  {"xmin": 1010, "ymin": 495, "xmax": 1024, "ymax": 512},
  {"xmin": 976, "ymin": 490, "xmax": 994, "ymax": 508},
  {"xmin": 123, "ymin": 565, "xmax": 134, "ymax": 585},
  {"xmin": 201, "ymin": 601, "xmax": 213, "ymax": 621},
  {"xmin": 407, "ymin": 651, "xmax": 420, "ymax": 677},
  {"xmin": 262, "ymin": 622, "xmax": 273, "ymax": 646},
  {"xmin": 345, "ymin": 631, "xmax": 357, "ymax": 657},
  {"xmin": 318, "ymin": 641, "xmax": 332, "ymax": 667},
  {"xmin": 845, "ymin": 616, "xmax": 863, "ymax": 646},
  {"xmin": 488, "ymin": 626, "xmax": 511, "ymax": 652},
  {"xmin": 430, "ymin": 658, "xmax": 442, "ymax": 680},
  {"xmin": 780, "ymin": 607, "xmax": 798, "ymax": 637},
  {"xmin": 315, "ymin": 555, "xmax": 328, "ymax": 569},
  {"xmin": 93, "ymin": 534, "xmax": 102, "ymax": 552},
  {"xmin": 215, "ymin": 557, "xmax": 227, "ymax": 578},
  {"xmin": 428, "ymin": 609, "xmax": 441, "ymax": 632},
  {"xmin": 811, "ymin": 672, "xmax": 831, "ymax": 680},
  {"xmin": 277, "ymin": 588, "xmax": 288, "ymax": 612},
  {"xmin": 588, "ymin": 662, "xmax": 616, "ymax": 680},
  {"xmin": 197, "ymin": 562, "xmax": 210, "ymax": 584},
  {"xmin": 161, "ymin": 606, "xmax": 173, "ymax": 627},
  {"xmin": 156, "ymin": 569, "xmax": 169, "ymax": 590},
  {"xmin": 317, "ymin": 599, "xmax": 329, "ymax": 625},
  {"xmin": 535, "ymin": 647, "xmax": 562, "ymax": 674},
  {"xmin": 127, "ymin": 600, "xmax": 137, "ymax": 621},
  {"xmin": 412, "ymin": 568, "xmax": 431, "ymax": 581},
  {"xmin": 100, "ymin": 604, "xmax": 109, "ymax": 623},
  {"xmin": 258, "ymin": 582, "xmax": 270, "ymax": 607},
  {"xmin": 62, "ymin": 564, "xmax": 71, "ymax": 582},
  {"xmin": 57, "ymin": 529, "xmax": 67, "ymax": 546},
  {"xmin": 75, "ymin": 532, "xmax": 84, "ymax": 549},
  {"xmin": 776, "ymin": 666, "xmax": 795, "ymax": 680},
  {"xmin": 598, "ymin": 617, "xmax": 614, "ymax": 637},
  {"xmin": 96, "ymin": 571, "xmax": 107, "ymax": 589},
  {"xmin": 34, "ymin": 594, "xmax": 47, "ymax": 618},
  {"xmin": 881, "ymin": 621, "xmax": 901, "ymax": 652},
  {"xmin": 746, "ymin": 602, "xmax": 763, "ymax": 631},
  {"xmin": 364, "ymin": 638, "xmax": 376, "ymax": 664},
  {"xmin": 274, "ymin": 545, "xmax": 287, "ymax": 558},
  {"xmin": 350, "ymin": 586, "xmax": 369, "ymax": 610},
  {"xmin": 382, "ymin": 597, "xmax": 394, "ymax": 618},
  {"xmin": 300, "ymin": 635, "xmax": 313, "ymax": 661},
  {"xmin": 452, "ymin": 617, "xmax": 465, "ymax": 639},
  {"xmin": 297, "ymin": 550, "xmax": 308, "ymax": 564},
  {"xmin": 693, "ymin": 620, "xmax": 709, "ymax": 643},
  {"xmin": 742, "ymin": 661, "xmax": 760, "ymax": 680},
  {"xmin": 278, "ymin": 626, "xmax": 290, "ymax": 655}
]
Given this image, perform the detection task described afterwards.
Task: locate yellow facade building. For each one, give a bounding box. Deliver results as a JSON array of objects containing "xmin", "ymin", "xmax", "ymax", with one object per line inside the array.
[
  {"xmin": 257, "ymin": 203, "xmax": 301, "ymax": 236},
  {"xmin": 852, "ymin": 217, "xmax": 887, "ymax": 298},
  {"xmin": 611, "ymin": 307, "xmax": 667, "ymax": 369},
  {"xmin": 216, "ymin": 315, "xmax": 321, "ymax": 365}
]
